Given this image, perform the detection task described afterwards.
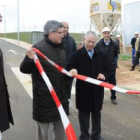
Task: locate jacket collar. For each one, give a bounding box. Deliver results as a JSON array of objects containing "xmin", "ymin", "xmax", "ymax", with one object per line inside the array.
[
  {"xmin": 44, "ymin": 35, "xmax": 62, "ymax": 48},
  {"xmin": 80, "ymin": 45, "xmax": 98, "ymax": 56}
]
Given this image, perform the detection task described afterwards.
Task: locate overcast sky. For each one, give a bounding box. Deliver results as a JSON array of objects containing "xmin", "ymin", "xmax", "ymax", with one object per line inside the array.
[{"xmin": 0, "ymin": 0, "xmax": 140, "ymax": 33}]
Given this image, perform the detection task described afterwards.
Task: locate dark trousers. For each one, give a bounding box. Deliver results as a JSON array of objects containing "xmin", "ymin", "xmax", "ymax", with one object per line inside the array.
[
  {"xmin": 107, "ymin": 74, "xmax": 116, "ymax": 100},
  {"xmin": 132, "ymin": 51, "xmax": 140, "ymax": 70},
  {"xmin": 67, "ymin": 79, "xmax": 73, "ymax": 99},
  {"xmin": 78, "ymin": 110, "xmax": 101, "ymax": 140}
]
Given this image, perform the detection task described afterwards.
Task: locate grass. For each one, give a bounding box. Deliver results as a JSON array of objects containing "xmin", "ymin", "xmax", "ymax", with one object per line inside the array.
[
  {"xmin": 119, "ymin": 54, "xmax": 131, "ymax": 60},
  {"xmin": 0, "ymin": 32, "xmax": 132, "ymax": 59},
  {"xmin": 0, "ymin": 32, "xmax": 83, "ymax": 44}
]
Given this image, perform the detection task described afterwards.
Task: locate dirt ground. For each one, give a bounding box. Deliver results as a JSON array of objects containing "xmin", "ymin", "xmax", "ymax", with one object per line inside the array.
[{"xmin": 117, "ymin": 60, "xmax": 140, "ymax": 85}]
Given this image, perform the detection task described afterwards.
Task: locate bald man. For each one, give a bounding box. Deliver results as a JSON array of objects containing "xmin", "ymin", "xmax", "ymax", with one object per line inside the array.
[{"xmin": 61, "ymin": 21, "xmax": 76, "ymax": 114}]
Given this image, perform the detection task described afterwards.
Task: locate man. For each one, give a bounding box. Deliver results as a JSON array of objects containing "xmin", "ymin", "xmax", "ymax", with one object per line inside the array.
[
  {"xmin": 131, "ymin": 31, "xmax": 139, "ymax": 65},
  {"xmin": 0, "ymin": 12, "xmax": 14, "ymax": 139},
  {"xmin": 68, "ymin": 31, "xmax": 109, "ymax": 140},
  {"xmin": 20, "ymin": 20, "xmax": 68, "ymax": 140},
  {"xmin": 61, "ymin": 21, "xmax": 76, "ymax": 101},
  {"xmin": 96, "ymin": 27, "xmax": 118, "ymax": 105},
  {"xmin": 114, "ymin": 34, "xmax": 122, "ymax": 68},
  {"xmin": 130, "ymin": 35, "xmax": 140, "ymax": 72},
  {"xmin": 0, "ymin": 47, "xmax": 14, "ymax": 139},
  {"xmin": 110, "ymin": 32, "xmax": 113, "ymax": 39}
]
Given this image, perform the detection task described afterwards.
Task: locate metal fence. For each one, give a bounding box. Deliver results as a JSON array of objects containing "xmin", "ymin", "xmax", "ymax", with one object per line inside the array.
[{"xmin": 31, "ymin": 31, "xmax": 44, "ymax": 45}]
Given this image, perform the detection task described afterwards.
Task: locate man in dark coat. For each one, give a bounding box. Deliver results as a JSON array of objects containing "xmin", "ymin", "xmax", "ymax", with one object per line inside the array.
[
  {"xmin": 20, "ymin": 20, "xmax": 68, "ymax": 140},
  {"xmin": 68, "ymin": 31, "xmax": 109, "ymax": 140},
  {"xmin": 96, "ymin": 27, "xmax": 118, "ymax": 105},
  {"xmin": 61, "ymin": 21, "xmax": 77, "ymax": 114},
  {"xmin": 131, "ymin": 31, "xmax": 139, "ymax": 65},
  {"xmin": 0, "ymin": 48, "xmax": 14, "ymax": 138}
]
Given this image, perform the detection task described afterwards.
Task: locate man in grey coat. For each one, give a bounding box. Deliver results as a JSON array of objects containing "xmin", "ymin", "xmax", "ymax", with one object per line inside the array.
[{"xmin": 20, "ymin": 20, "xmax": 68, "ymax": 140}]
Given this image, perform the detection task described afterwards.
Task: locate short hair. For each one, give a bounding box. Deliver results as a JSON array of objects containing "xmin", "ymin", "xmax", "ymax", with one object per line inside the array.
[
  {"xmin": 44, "ymin": 20, "xmax": 63, "ymax": 35},
  {"xmin": 84, "ymin": 31, "xmax": 97, "ymax": 39}
]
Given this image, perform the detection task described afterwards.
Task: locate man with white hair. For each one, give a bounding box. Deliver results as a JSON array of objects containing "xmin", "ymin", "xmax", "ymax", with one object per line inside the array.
[
  {"xmin": 96, "ymin": 27, "xmax": 118, "ymax": 105},
  {"xmin": 68, "ymin": 31, "xmax": 109, "ymax": 140}
]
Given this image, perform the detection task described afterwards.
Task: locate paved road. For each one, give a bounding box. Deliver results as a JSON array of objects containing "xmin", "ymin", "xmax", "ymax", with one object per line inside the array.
[{"xmin": 0, "ymin": 39, "xmax": 140, "ymax": 140}]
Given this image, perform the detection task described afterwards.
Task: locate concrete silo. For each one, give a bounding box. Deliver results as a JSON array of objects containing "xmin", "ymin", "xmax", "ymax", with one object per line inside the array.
[{"xmin": 90, "ymin": 0, "xmax": 121, "ymax": 34}]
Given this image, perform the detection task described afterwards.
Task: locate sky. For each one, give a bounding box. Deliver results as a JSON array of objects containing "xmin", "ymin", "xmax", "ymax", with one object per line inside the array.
[{"xmin": 0, "ymin": 0, "xmax": 140, "ymax": 33}]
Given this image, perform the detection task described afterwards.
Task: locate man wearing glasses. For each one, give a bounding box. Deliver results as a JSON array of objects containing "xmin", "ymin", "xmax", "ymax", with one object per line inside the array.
[{"xmin": 20, "ymin": 20, "xmax": 68, "ymax": 140}]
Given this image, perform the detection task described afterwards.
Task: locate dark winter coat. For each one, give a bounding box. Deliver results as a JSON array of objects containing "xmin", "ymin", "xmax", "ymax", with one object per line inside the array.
[
  {"xmin": 114, "ymin": 39, "xmax": 120, "ymax": 54},
  {"xmin": 95, "ymin": 38, "xmax": 118, "ymax": 77},
  {"xmin": 20, "ymin": 36, "xmax": 68, "ymax": 122},
  {"xmin": 131, "ymin": 37, "xmax": 137, "ymax": 49},
  {"xmin": 62, "ymin": 34, "xmax": 77, "ymax": 67},
  {"xmin": 0, "ymin": 48, "xmax": 14, "ymax": 132},
  {"xmin": 68, "ymin": 46, "xmax": 109, "ymax": 111}
]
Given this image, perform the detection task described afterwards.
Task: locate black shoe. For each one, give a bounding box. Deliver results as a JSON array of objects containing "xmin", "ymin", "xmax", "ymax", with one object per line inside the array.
[
  {"xmin": 94, "ymin": 138, "xmax": 104, "ymax": 140},
  {"xmin": 111, "ymin": 99, "xmax": 117, "ymax": 105},
  {"xmin": 130, "ymin": 68, "xmax": 134, "ymax": 71}
]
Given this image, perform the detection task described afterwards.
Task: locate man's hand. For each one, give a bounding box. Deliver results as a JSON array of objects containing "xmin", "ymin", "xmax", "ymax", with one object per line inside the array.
[
  {"xmin": 97, "ymin": 73, "xmax": 105, "ymax": 80},
  {"xmin": 69, "ymin": 69, "xmax": 78, "ymax": 76},
  {"xmin": 26, "ymin": 47, "xmax": 36, "ymax": 59}
]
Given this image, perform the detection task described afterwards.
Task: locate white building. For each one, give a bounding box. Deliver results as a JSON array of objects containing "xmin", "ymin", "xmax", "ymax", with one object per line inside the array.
[{"xmin": 123, "ymin": 1, "xmax": 140, "ymax": 45}]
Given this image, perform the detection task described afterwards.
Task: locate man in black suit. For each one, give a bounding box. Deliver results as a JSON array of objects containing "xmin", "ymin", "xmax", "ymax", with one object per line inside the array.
[
  {"xmin": 62, "ymin": 21, "xmax": 76, "ymax": 113},
  {"xmin": 0, "ymin": 48, "xmax": 14, "ymax": 139},
  {"xmin": 68, "ymin": 31, "xmax": 109, "ymax": 140},
  {"xmin": 0, "ymin": 14, "xmax": 14, "ymax": 139}
]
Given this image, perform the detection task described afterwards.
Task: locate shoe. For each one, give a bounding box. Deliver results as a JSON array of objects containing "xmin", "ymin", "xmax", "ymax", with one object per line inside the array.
[
  {"xmin": 130, "ymin": 68, "xmax": 134, "ymax": 71},
  {"xmin": 94, "ymin": 138, "xmax": 104, "ymax": 140},
  {"xmin": 111, "ymin": 99, "xmax": 117, "ymax": 105}
]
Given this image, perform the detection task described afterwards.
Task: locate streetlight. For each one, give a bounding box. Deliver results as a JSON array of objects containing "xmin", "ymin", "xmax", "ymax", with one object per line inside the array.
[
  {"xmin": 3, "ymin": 5, "xmax": 6, "ymax": 38},
  {"xmin": 17, "ymin": 0, "xmax": 20, "ymax": 44}
]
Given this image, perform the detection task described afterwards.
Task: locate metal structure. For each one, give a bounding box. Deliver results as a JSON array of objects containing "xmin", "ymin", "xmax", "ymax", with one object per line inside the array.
[
  {"xmin": 90, "ymin": 0, "xmax": 121, "ymax": 34},
  {"xmin": 0, "ymin": 13, "xmax": 2, "ymax": 22},
  {"xmin": 123, "ymin": 1, "xmax": 140, "ymax": 45}
]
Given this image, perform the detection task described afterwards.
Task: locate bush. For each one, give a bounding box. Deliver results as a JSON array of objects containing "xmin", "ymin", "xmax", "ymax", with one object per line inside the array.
[{"xmin": 119, "ymin": 54, "xmax": 131, "ymax": 60}]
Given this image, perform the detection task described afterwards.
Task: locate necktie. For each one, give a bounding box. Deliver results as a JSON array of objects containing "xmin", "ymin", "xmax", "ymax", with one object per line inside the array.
[{"xmin": 88, "ymin": 50, "xmax": 93, "ymax": 59}]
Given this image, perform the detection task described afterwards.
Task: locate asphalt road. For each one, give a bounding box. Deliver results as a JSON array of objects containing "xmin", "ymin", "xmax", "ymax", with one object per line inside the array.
[{"xmin": 0, "ymin": 39, "xmax": 140, "ymax": 140}]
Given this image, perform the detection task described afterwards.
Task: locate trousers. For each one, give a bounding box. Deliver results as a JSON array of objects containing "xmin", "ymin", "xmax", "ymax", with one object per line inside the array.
[
  {"xmin": 0, "ymin": 131, "xmax": 2, "ymax": 140},
  {"xmin": 36, "ymin": 120, "xmax": 66, "ymax": 140},
  {"xmin": 78, "ymin": 110, "xmax": 101, "ymax": 140},
  {"xmin": 107, "ymin": 74, "xmax": 117, "ymax": 100}
]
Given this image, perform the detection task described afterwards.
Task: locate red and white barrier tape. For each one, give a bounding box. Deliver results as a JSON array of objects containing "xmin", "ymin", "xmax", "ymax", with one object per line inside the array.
[
  {"xmin": 34, "ymin": 54, "xmax": 77, "ymax": 140},
  {"xmin": 32, "ymin": 48, "xmax": 140, "ymax": 95}
]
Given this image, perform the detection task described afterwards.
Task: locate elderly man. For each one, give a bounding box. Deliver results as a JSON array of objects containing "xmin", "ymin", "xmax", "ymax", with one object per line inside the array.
[
  {"xmin": 68, "ymin": 31, "xmax": 109, "ymax": 140},
  {"xmin": 96, "ymin": 27, "xmax": 118, "ymax": 105},
  {"xmin": 20, "ymin": 20, "xmax": 68, "ymax": 140}
]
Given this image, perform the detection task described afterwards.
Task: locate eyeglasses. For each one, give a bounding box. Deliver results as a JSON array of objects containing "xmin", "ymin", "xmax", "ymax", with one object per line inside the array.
[{"xmin": 54, "ymin": 31, "xmax": 64, "ymax": 35}]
